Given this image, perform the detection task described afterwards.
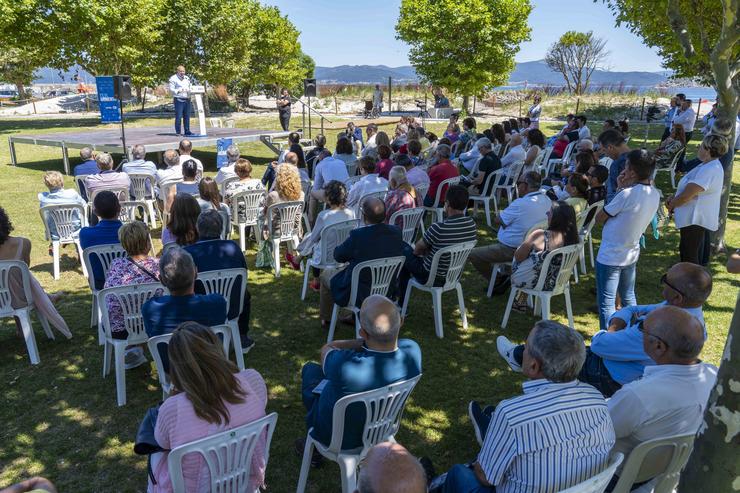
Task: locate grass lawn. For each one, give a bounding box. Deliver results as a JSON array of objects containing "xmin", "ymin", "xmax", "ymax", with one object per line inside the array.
[{"xmin": 0, "ymin": 115, "xmax": 737, "ymax": 492}]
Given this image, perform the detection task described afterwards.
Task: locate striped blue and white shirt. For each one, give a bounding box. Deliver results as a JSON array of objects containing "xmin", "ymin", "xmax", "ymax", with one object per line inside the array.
[{"xmin": 478, "ymin": 379, "xmax": 615, "ymax": 493}]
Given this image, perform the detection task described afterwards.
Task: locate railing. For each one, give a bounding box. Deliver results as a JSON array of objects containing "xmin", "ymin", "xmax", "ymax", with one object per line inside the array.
[{"xmin": 293, "ymin": 98, "xmax": 332, "ymax": 138}]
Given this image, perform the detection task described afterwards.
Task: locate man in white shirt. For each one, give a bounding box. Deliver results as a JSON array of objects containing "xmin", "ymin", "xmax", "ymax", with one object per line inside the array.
[
  {"xmin": 671, "ymin": 98, "xmax": 697, "ymax": 140},
  {"xmin": 595, "ymin": 149, "xmax": 660, "ymax": 330},
  {"xmin": 362, "ymin": 123, "xmax": 379, "ymax": 158},
  {"xmin": 309, "ymin": 150, "xmax": 350, "ymax": 221},
  {"xmin": 577, "ymin": 115, "xmax": 591, "ymax": 141},
  {"xmin": 607, "ymin": 306, "xmax": 716, "ymax": 480},
  {"xmin": 469, "ymin": 172, "xmax": 551, "ymax": 289},
  {"xmin": 457, "ymin": 137, "xmax": 484, "ymax": 173},
  {"xmin": 347, "ymin": 156, "xmax": 389, "ymax": 215},
  {"xmin": 215, "ymin": 145, "xmax": 241, "ymax": 184},
  {"xmin": 169, "ymin": 65, "xmax": 192, "ymax": 136},
  {"xmin": 500, "ymin": 134, "xmax": 526, "ymax": 169},
  {"xmin": 177, "ymin": 139, "xmax": 203, "ymax": 180},
  {"xmin": 155, "ymin": 149, "xmax": 183, "ymax": 200}
]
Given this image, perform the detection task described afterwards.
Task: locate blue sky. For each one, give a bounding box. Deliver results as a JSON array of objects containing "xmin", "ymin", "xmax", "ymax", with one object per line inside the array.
[{"xmin": 262, "ymin": 0, "xmax": 665, "ymax": 72}]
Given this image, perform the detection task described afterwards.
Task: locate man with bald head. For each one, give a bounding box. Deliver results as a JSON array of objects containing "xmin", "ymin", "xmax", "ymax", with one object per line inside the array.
[
  {"xmin": 607, "ymin": 306, "xmax": 716, "ymax": 476},
  {"xmin": 498, "ymin": 262, "xmax": 712, "ymax": 396},
  {"xmin": 178, "ymin": 139, "xmax": 203, "ymax": 179},
  {"xmin": 169, "ymin": 65, "xmax": 192, "ymax": 136},
  {"xmin": 299, "ymin": 295, "xmax": 421, "ymax": 462},
  {"xmin": 357, "ymin": 442, "xmax": 426, "ymax": 493},
  {"xmin": 317, "ymin": 197, "xmax": 405, "ymax": 327}
]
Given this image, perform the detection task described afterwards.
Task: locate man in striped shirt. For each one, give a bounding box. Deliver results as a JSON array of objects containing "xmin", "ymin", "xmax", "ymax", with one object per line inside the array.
[
  {"xmin": 436, "ymin": 321, "xmax": 615, "ymax": 493},
  {"xmin": 398, "ymin": 185, "xmax": 477, "ymax": 304}
]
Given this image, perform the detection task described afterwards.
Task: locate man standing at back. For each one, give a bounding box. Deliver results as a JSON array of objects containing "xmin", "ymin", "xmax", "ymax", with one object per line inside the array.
[{"xmin": 169, "ymin": 65, "xmax": 192, "ymax": 136}]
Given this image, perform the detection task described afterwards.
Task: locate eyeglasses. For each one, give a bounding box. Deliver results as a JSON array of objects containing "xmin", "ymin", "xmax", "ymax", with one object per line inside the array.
[
  {"xmin": 660, "ymin": 273, "xmax": 685, "ymax": 297},
  {"xmin": 637, "ymin": 319, "xmax": 670, "ymax": 348}
]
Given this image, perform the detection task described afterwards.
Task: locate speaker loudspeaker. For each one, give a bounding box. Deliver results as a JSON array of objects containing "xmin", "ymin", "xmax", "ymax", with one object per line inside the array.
[
  {"xmin": 303, "ymin": 78, "xmax": 317, "ymax": 98},
  {"xmin": 113, "ymin": 75, "xmax": 132, "ymax": 101}
]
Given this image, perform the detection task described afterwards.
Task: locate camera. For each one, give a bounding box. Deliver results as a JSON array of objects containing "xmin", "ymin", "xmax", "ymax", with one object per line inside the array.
[{"xmin": 646, "ymin": 106, "xmax": 662, "ymax": 122}]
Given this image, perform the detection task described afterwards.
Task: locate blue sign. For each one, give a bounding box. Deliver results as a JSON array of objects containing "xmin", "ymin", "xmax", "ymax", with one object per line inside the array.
[
  {"xmin": 217, "ymin": 138, "xmax": 233, "ymax": 169},
  {"xmin": 95, "ymin": 76, "xmax": 121, "ymax": 123}
]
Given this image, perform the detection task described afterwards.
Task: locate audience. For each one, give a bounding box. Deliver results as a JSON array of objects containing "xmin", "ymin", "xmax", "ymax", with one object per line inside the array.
[
  {"xmin": 346, "ymin": 156, "xmax": 389, "ymax": 214},
  {"xmin": 197, "ymin": 177, "xmax": 231, "ymax": 235},
  {"xmin": 671, "ymin": 98, "xmax": 696, "ymax": 142},
  {"xmin": 155, "ymin": 149, "xmax": 184, "ymax": 191},
  {"xmin": 595, "ymin": 150, "xmax": 659, "ymax": 330},
  {"xmin": 425, "ymin": 144, "xmax": 458, "ymax": 207},
  {"xmin": 334, "ymin": 136, "xmax": 356, "ymax": 167},
  {"xmin": 576, "ymin": 114, "xmax": 591, "ymax": 140},
  {"xmin": 103, "ymin": 221, "xmax": 159, "ymax": 369},
  {"xmin": 299, "ymin": 295, "xmax": 421, "ymax": 454},
  {"xmin": 404, "ymin": 145, "xmax": 431, "ymax": 188},
  {"xmin": 224, "ymin": 158, "xmax": 264, "ymax": 203},
  {"xmin": 666, "ymin": 134, "xmax": 726, "ymax": 266},
  {"xmin": 310, "ymin": 149, "xmax": 350, "ymax": 221},
  {"xmin": 150, "ymin": 322, "xmax": 267, "ymax": 492},
  {"xmin": 444, "ymin": 123, "xmax": 460, "ymax": 143},
  {"xmin": 121, "ymin": 144, "xmax": 157, "ymax": 176},
  {"xmin": 177, "ymin": 139, "xmax": 204, "ymax": 179},
  {"xmin": 391, "ymin": 123, "xmax": 409, "ymax": 151},
  {"xmin": 599, "ymin": 129, "xmax": 632, "ymax": 203},
  {"xmin": 0, "ymin": 477, "xmax": 57, "ymax": 493},
  {"xmin": 385, "ymin": 166, "xmax": 418, "ymax": 223},
  {"xmin": 73, "ymin": 147, "xmax": 98, "ymax": 177},
  {"xmin": 317, "ymin": 198, "xmax": 405, "ymax": 328},
  {"xmin": 38, "ymin": 170, "xmax": 86, "ymax": 241},
  {"xmin": 83, "ymin": 152, "xmax": 131, "ymax": 200},
  {"xmin": 306, "ymin": 134, "xmax": 328, "ymax": 173},
  {"xmin": 214, "ymin": 144, "xmax": 241, "ymax": 184},
  {"xmin": 522, "ymin": 128, "xmax": 545, "ymax": 173},
  {"xmin": 470, "ymin": 172, "xmax": 551, "ymax": 292},
  {"xmin": 564, "ymin": 173, "xmax": 589, "ymax": 215},
  {"xmin": 185, "ymin": 210, "xmax": 253, "ymax": 351},
  {"xmin": 79, "ymin": 191, "xmax": 123, "ymax": 290},
  {"xmin": 660, "ymin": 96, "xmax": 679, "ymax": 141},
  {"xmin": 262, "ymin": 165, "xmax": 304, "ymax": 241},
  {"xmin": 162, "ymin": 193, "xmax": 200, "ymax": 246},
  {"xmin": 436, "ymin": 321, "xmax": 614, "ymax": 493},
  {"xmin": 457, "ymin": 136, "xmax": 484, "ymax": 174},
  {"xmin": 459, "ymin": 117, "xmax": 477, "ymax": 148},
  {"xmin": 356, "ymin": 442, "xmax": 427, "ymax": 493},
  {"xmin": 586, "ymin": 164, "xmax": 609, "ymax": 205}
]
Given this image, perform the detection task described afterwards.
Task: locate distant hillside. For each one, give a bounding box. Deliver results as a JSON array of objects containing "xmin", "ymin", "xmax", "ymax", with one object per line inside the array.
[{"xmin": 314, "ymin": 65, "xmax": 418, "ymax": 84}]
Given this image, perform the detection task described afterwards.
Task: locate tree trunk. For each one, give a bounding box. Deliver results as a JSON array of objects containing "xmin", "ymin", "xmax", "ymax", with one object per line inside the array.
[
  {"xmin": 677, "ymin": 293, "xmax": 739, "ymax": 491},
  {"xmin": 14, "ymin": 81, "xmax": 26, "ymax": 99},
  {"xmin": 462, "ymin": 95, "xmax": 470, "ymax": 113}
]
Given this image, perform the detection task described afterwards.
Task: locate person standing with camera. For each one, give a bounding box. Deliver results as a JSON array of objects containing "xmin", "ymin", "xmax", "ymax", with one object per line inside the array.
[{"xmin": 277, "ymin": 88, "xmax": 292, "ymax": 131}]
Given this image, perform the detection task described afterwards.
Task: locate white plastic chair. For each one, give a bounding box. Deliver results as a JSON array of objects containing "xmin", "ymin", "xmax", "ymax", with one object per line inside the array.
[
  {"xmin": 557, "ymin": 453, "xmax": 624, "ymax": 493},
  {"xmin": 0, "ymin": 260, "xmax": 54, "ymax": 365},
  {"xmin": 296, "ymin": 374, "xmax": 422, "ymax": 493},
  {"xmin": 266, "ymin": 201, "xmax": 304, "ymax": 277},
  {"xmin": 300, "ymin": 219, "xmax": 359, "ymax": 300},
  {"xmin": 82, "ymin": 243, "xmax": 127, "ymax": 334},
  {"xmin": 358, "ymin": 190, "xmax": 388, "ymax": 222},
  {"xmin": 197, "ymin": 268, "xmax": 249, "ymax": 369},
  {"xmin": 537, "ymin": 147, "xmax": 555, "ymax": 176},
  {"xmin": 345, "ymin": 175, "xmax": 362, "ymax": 189},
  {"xmin": 491, "ymin": 160, "xmax": 525, "ymax": 210},
  {"xmin": 39, "ymin": 204, "xmax": 88, "ymax": 280},
  {"xmin": 327, "ymin": 256, "xmax": 405, "ymax": 343},
  {"xmin": 97, "ymin": 282, "xmax": 167, "ymax": 406},
  {"xmin": 74, "ymin": 174, "xmax": 91, "ymax": 198},
  {"xmin": 414, "ymin": 182, "xmax": 429, "ymax": 204},
  {"xmin": 220, "ymin": 176, "xmax": 240, "ymax": 197},
  {"xmin": 167, "ymin": 412, "xmax": 278, "ymax": 493},
  {"xmin": 118, "ymin": 201, "xmax": 148, "ymax": 224},
  {"xmin": 400, "ymin": 241, "xmax": 476, "ymax": 339},
  {"xmin": 208, "ymin": 116, "xmax": 223, "ymax": 128},
  {"xmin": 424, "ymin": 176, "xmax": 461, "ymax": 223},
  {"xmin": 577, "ymin": 200, "xmax": 605, "ymax": 274},
  {"xmin": 469, "ymin": 172, "xmax": 499, "ymax": 227},
  {"xmin": 231, "ymin": 189, "xmax": 266, "ymax": 252},
  {"xmin": 547, "ymin": 140, "xmax": 577, "ymax": 177},
  {"xmin": 389, "ymin": 207, "xmax": 425, "ymax": 245},
  {"xmin": 599, "ymin": 156, "xmax": 614, "ymax": 170},
  {"xmin": 655, "ymin": 150, "xmax": 683, "ymax": 189},
  {"xmin": 610, "ymin": 433, "xmax": 696, "ymax": 493},
  {"xmin": 147, "ymin": 325, "xmax": 231, "ymax": 398},
  {"xmin": 501, "ymin": 243, "xmax": 582, "ymax": 329},
  {"xmin": 128, "ymin": 173, "xmax": 158, "ymax": 228}
]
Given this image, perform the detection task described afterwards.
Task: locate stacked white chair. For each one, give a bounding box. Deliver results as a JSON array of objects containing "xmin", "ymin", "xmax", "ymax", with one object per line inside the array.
[
  {"xmin": 0, "ymin": 260, "xmax": 54, "ymax": 365},
  {"xmin": 401, "ymin": 241, "xmax": 476, "ymax": 339},
  {"xmin": 300, "ymin": 219, "xmax": 359, "ymax": 300},
  {"xmin": 39, "ymin": 203, "xmax": 88, "ymax": 280},
  {"xmin": 230, "ymin": 189, "xmax": 267, "ymax": 252},
  {"xmin": 389, "ymin": 207, "xmax": 425, "ymax": 246},
  {"xmin": 266, "ymin": 201, "xmax": 304, "ymax": 277},
  {"xmin": 296, "ymin": 375, "xmax": 422, "ymax": 493},
  {"xmin": 83, "ymin": 243, "xmax": 127, "ymax": 332},
  {"xmin": 557, "ymin": 453, "xmax": 624, "ymax": 493},
  {"xmin": 128, "ymin": 173, "xmax": 158, "ymax": 228},
  {"xmin": 327, "ymin": 256, "xmax": 406, "ymax": 342}
]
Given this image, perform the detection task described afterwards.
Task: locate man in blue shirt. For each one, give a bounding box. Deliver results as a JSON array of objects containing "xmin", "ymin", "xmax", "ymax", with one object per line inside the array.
[
  {"xmin": 73, "ymin": 147, "xmax": 99, "ymax": 200},
  {"xmin": 142, "ymin": 247, "xmax": 227, "ymax": 371},
  {"xmin": 185, "ymin": 211, "xmax": 253, "ymax": 351},
  {"xmin": 79, "ymin": 191, "xmax": 123, "ymax": 290},
  {"xmin": 496, "ymin": 262, "xmax": 712, "ymax": 397},
  {"xmin": 598, "ymin": 129, "xmax": 631, "ymax": 203},
  {"xmin": 298, "ymin": 295, "xmax": 421, "ymax": 463}
]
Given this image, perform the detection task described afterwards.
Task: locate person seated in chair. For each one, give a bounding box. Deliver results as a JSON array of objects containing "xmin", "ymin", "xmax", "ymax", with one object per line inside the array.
[
  {"xmin": 73, "ymin": 147, "xmax": 98, "ymax": 200},
  {"xmin": 298, "ymin": 295, "xmax": 421, "ymax": 462},
  {"xmin": 79, "ymin": 191, "xmax": 123, "ymax": 290},
  {"xmin": 184, "ymin": 210, "xmax": 254, "ymax": 352},
  {"xmin": 466, "ymin": 138, "xmax": 501, "ymax": 195},
  {"xmin": 317, "ymin": 198, "xmax": 405, "ymax": 328},
  {"xmin": 214, "ymin": 144, "xmax": 241, "ymax": 184},
  {"xmin": 357, "ymin": 442, "xmax": 427, "ymax": 493},
  {"xmin": 399, "ymin": 185, "xmax": 477, "ymax": 304},
  {"xmin": 497, "ymin": 262, "xmax": 712, "ymax": 397},
  {"xmin": 433, "ymin": 321, "xmax": 614, "ymax": 493},
  {"xmin": 83, "ymin": 152, "xmax": 131, "ymax": 200},
  {"xmin": 346, "ymin": 157, "xmax": 389, "ymax": 215},
  {"xmin": 424, "ymin": 144, "xmax": 459, "ymax": 207},
  {"xmin": 38, "ymin": 170, "xmax": 86, "ymax": 243}
]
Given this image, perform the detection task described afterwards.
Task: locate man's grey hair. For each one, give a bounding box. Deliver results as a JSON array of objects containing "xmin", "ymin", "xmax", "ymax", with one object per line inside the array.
[
  {"xmin": 95, "ymin": 152, "xmax": 114, "ymax": 169},
  {"xmin": 132, "ymin": 144, "xmax": 147, "ymax": 160},
  {"xmin": 528, "ymin": 321, "xmax": 586, "ymax": 382},
  {"xmin": 196, "ymin": 210, "xmax": 223, "ymax": 239},
  {"xmin": 226, "ymin": 144, "xmax": 240, "ymax": 162},
  {"xmin": 389, "ymin": 165, "xmax": 408, "ymax": 187},
  {"xmin": 359, "ymin": 295, "xmax": 401, "ymax": 345},
  {"xmin": 164, "ymin": 149, "xmax": 180, "ymax": 167},
  {"xmin": 521, "ymin": 171, "xmax": 541, "ymax": 191},
  {"xmin": 80, "ymin": 147, "xmax": 93, "ymax": 160},
  {"xmin": 435, "ymin": 144, "xmax": 451, "ymax": 159},
  {"xmin": 578, "ymin": 139, "xmax": 594, "ymax": 151},
  {"xmin": 476, "ymin": 137, "xmax": 492, "ymax": 150},
  {"xmin": 159, "ymin": 247, "xmax": 196, "ymax": 292}
]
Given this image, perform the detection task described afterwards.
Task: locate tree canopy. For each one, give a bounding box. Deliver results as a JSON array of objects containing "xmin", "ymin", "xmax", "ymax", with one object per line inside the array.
[
  {"xmin": 545, "ymin": 31, "xmax": 609, "ymax": 95},
  {"xmin": 396, "ymin": 0, "xmax": 532, "ymax": 111}
]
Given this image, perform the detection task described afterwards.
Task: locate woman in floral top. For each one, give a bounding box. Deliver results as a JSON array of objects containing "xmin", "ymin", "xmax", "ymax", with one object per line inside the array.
[
  {"xmin": 654, "ymin": 124, "xmax": 686, "ymax": 169},
  {"xmin": 384, "ymin": 165, "xmax": 418, "ymax": 225},
  {"xmin": 103, "ymin": 221, "xmax": 160, "ymax": 369}
]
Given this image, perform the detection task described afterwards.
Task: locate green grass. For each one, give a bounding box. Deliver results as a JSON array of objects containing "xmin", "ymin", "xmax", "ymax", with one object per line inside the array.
[{"xmin": 0, "ymin": 116, "xmax": 737, "ymax": 492}]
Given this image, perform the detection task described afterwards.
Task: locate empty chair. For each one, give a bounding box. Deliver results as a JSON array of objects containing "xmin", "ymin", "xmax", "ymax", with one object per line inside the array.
[
  {"xmin": 424, "ymin": 176, "xmax": 460, "ymax": 223},
  {"xmin": 469, "ymin": 173, "xmax": 499, "ymax": 227},
  {"xmin": 401, "ymin": 241, "xmax": 476, "ymax": 338},
  {"xmin": 39, "ymin": 203, "xmax": 88, "ymax": 280},
  {"xmin": 265, "ymin": 200, "xmax": 304, "ymax": 277},
  {"xmin": 300, "ymin": 219, "xmax": 359, "ymax": 300},
  {"xmin": 389, "ymin": 207, "xmax": 425, "ymax": 245},
  {"xmin": 83, "ymin": 243, "xmax": 128, "ymax": 333},
  {"xmin": 296, "ymin": 375, "xmax": 422, "ymax": 493},
  {"xmin": 128, "ymin": 173, "xmax": 158, "ymax": 228},
  {"xmin": 230, "ymin": 189, "xmax": 266, "ymax": 252},
  {"xmin": 327, "ymin": 256, "xmax": 405, "ymax": 342},
  {"xmin": 501, "ymin": 243, "xmax": 582, "ymax": 329},
  {"xmin": 557, "ymin": 453, "xmax": 624, "ymax": 493},
  {"xmin": 0, "ymin": 260, "xmax": 55, "ymax": 365}
]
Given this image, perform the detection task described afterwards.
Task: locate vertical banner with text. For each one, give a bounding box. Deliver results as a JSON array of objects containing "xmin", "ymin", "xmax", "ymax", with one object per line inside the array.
[{"xmin": 95, "ymin": 76, "xmax": 121, "ymax": 123}]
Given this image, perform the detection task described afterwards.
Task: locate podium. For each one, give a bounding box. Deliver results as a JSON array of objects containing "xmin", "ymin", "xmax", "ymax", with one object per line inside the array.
[{"xmin": 190, "ymin": 85, "xmax": 207, "ymax": 136}]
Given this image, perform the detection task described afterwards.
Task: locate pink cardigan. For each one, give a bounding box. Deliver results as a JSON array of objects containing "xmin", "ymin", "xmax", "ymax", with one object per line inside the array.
[{"xmin": 152, "ymin": 370, "xmax": 268, "ymax": 492}]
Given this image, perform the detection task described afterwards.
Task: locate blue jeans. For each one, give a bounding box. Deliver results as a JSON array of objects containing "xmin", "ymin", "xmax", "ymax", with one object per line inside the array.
[
  {"xmin": 443, "ymin": 464, "xmax": 496, "ymax": 493},
  {"xmin": 174, "ymin": 98, "xmax": 191, "ymax": 134},
  {"xmin": 595, "ymin": 261, "xmax": 637, "ymax": 330}
]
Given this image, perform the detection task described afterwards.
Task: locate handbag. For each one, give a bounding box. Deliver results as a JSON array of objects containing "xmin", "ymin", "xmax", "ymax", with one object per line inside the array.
[
  {"xmin": 134, "ymin": 405, "xmax": 169, "ymax": 485},
  {"xmin": 255, "ymin": 240, "xmax": 274, "ymax": 269}
]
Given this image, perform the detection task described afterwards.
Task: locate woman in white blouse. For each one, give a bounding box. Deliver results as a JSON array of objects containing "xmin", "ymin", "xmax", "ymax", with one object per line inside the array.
[{"xmin": 666, "ymin": 134, "xmax": 727, "ymax": 266}]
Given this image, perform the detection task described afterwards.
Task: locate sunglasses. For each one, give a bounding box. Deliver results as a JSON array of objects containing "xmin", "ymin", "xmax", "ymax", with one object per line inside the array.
[
  {"xmin": 637, "ymin": 319, "xmax": 670, "ymax": 348},
  {"xmin": 660, "ymin": 273, "xmax": 685, "ymax": 297}
]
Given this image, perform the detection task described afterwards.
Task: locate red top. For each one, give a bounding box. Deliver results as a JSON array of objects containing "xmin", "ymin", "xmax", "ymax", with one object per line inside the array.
[
  {"xmin": 553, "ymin": 139, "xmax": 568, "ymax": 158},
  {"xmin": 427, "ymin": 160, "xmax": 459, "ymax": 204},
  {"xmin": 376, "ymin": 159, "xmax": 395, "ymax": 179}
]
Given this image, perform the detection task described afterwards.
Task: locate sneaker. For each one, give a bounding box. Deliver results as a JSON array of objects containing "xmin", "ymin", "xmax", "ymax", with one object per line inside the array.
[
  {"xmin": 496, "ymin": 336, "xmax": 522, "ymax": 372},
  {"xmin": 240, "ymin": 335, "xmax": 255, "ymax": 353},
  {"xmin": 124, "ymin": 347, "xmax": 147, "ymax": 370},
  {"xmin": 468, "ymin": 401, "xmax": 486, "ymax": 446}
]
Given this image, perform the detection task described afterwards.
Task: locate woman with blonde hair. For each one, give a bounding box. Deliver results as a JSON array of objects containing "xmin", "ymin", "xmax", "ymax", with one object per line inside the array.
[
  {"xmin": 384, "ymin": 165, "xmax": 418, "ymax": 225},
  {"xmin": 150, "ymin": 322, "xmax": 268, "ymax": 492}
]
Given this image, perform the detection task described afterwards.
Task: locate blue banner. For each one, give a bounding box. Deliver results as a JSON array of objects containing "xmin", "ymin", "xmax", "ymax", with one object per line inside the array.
[
  {"xmin": 95, "ymin": 76, "xmax": 121, "ymax": 123},
  {"xmin": 217, "ymin": 138, "xmax": 233, "ymax": 169}
]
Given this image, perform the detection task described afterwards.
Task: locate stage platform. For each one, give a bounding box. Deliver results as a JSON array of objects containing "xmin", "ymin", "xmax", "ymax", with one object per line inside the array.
[{"xmin": 8, "ymin": 126, "xmax": 291, "ymax": 174}]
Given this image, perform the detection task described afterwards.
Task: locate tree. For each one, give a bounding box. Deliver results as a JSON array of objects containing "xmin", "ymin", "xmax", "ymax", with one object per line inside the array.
[
  {"xmin": 396, "ymin": 0, "xmax": 532, "ymax": 112},
  {"xmin": 0, "ymin": 46, "xmax": 43, "ymax": 97},
  {"xmin": 545, "ymin": 31, "xmax": 609, "ymax": 94},
  {"xmin": 602, "ymin": 0, "xmax": 739, "ymax": 250}
]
